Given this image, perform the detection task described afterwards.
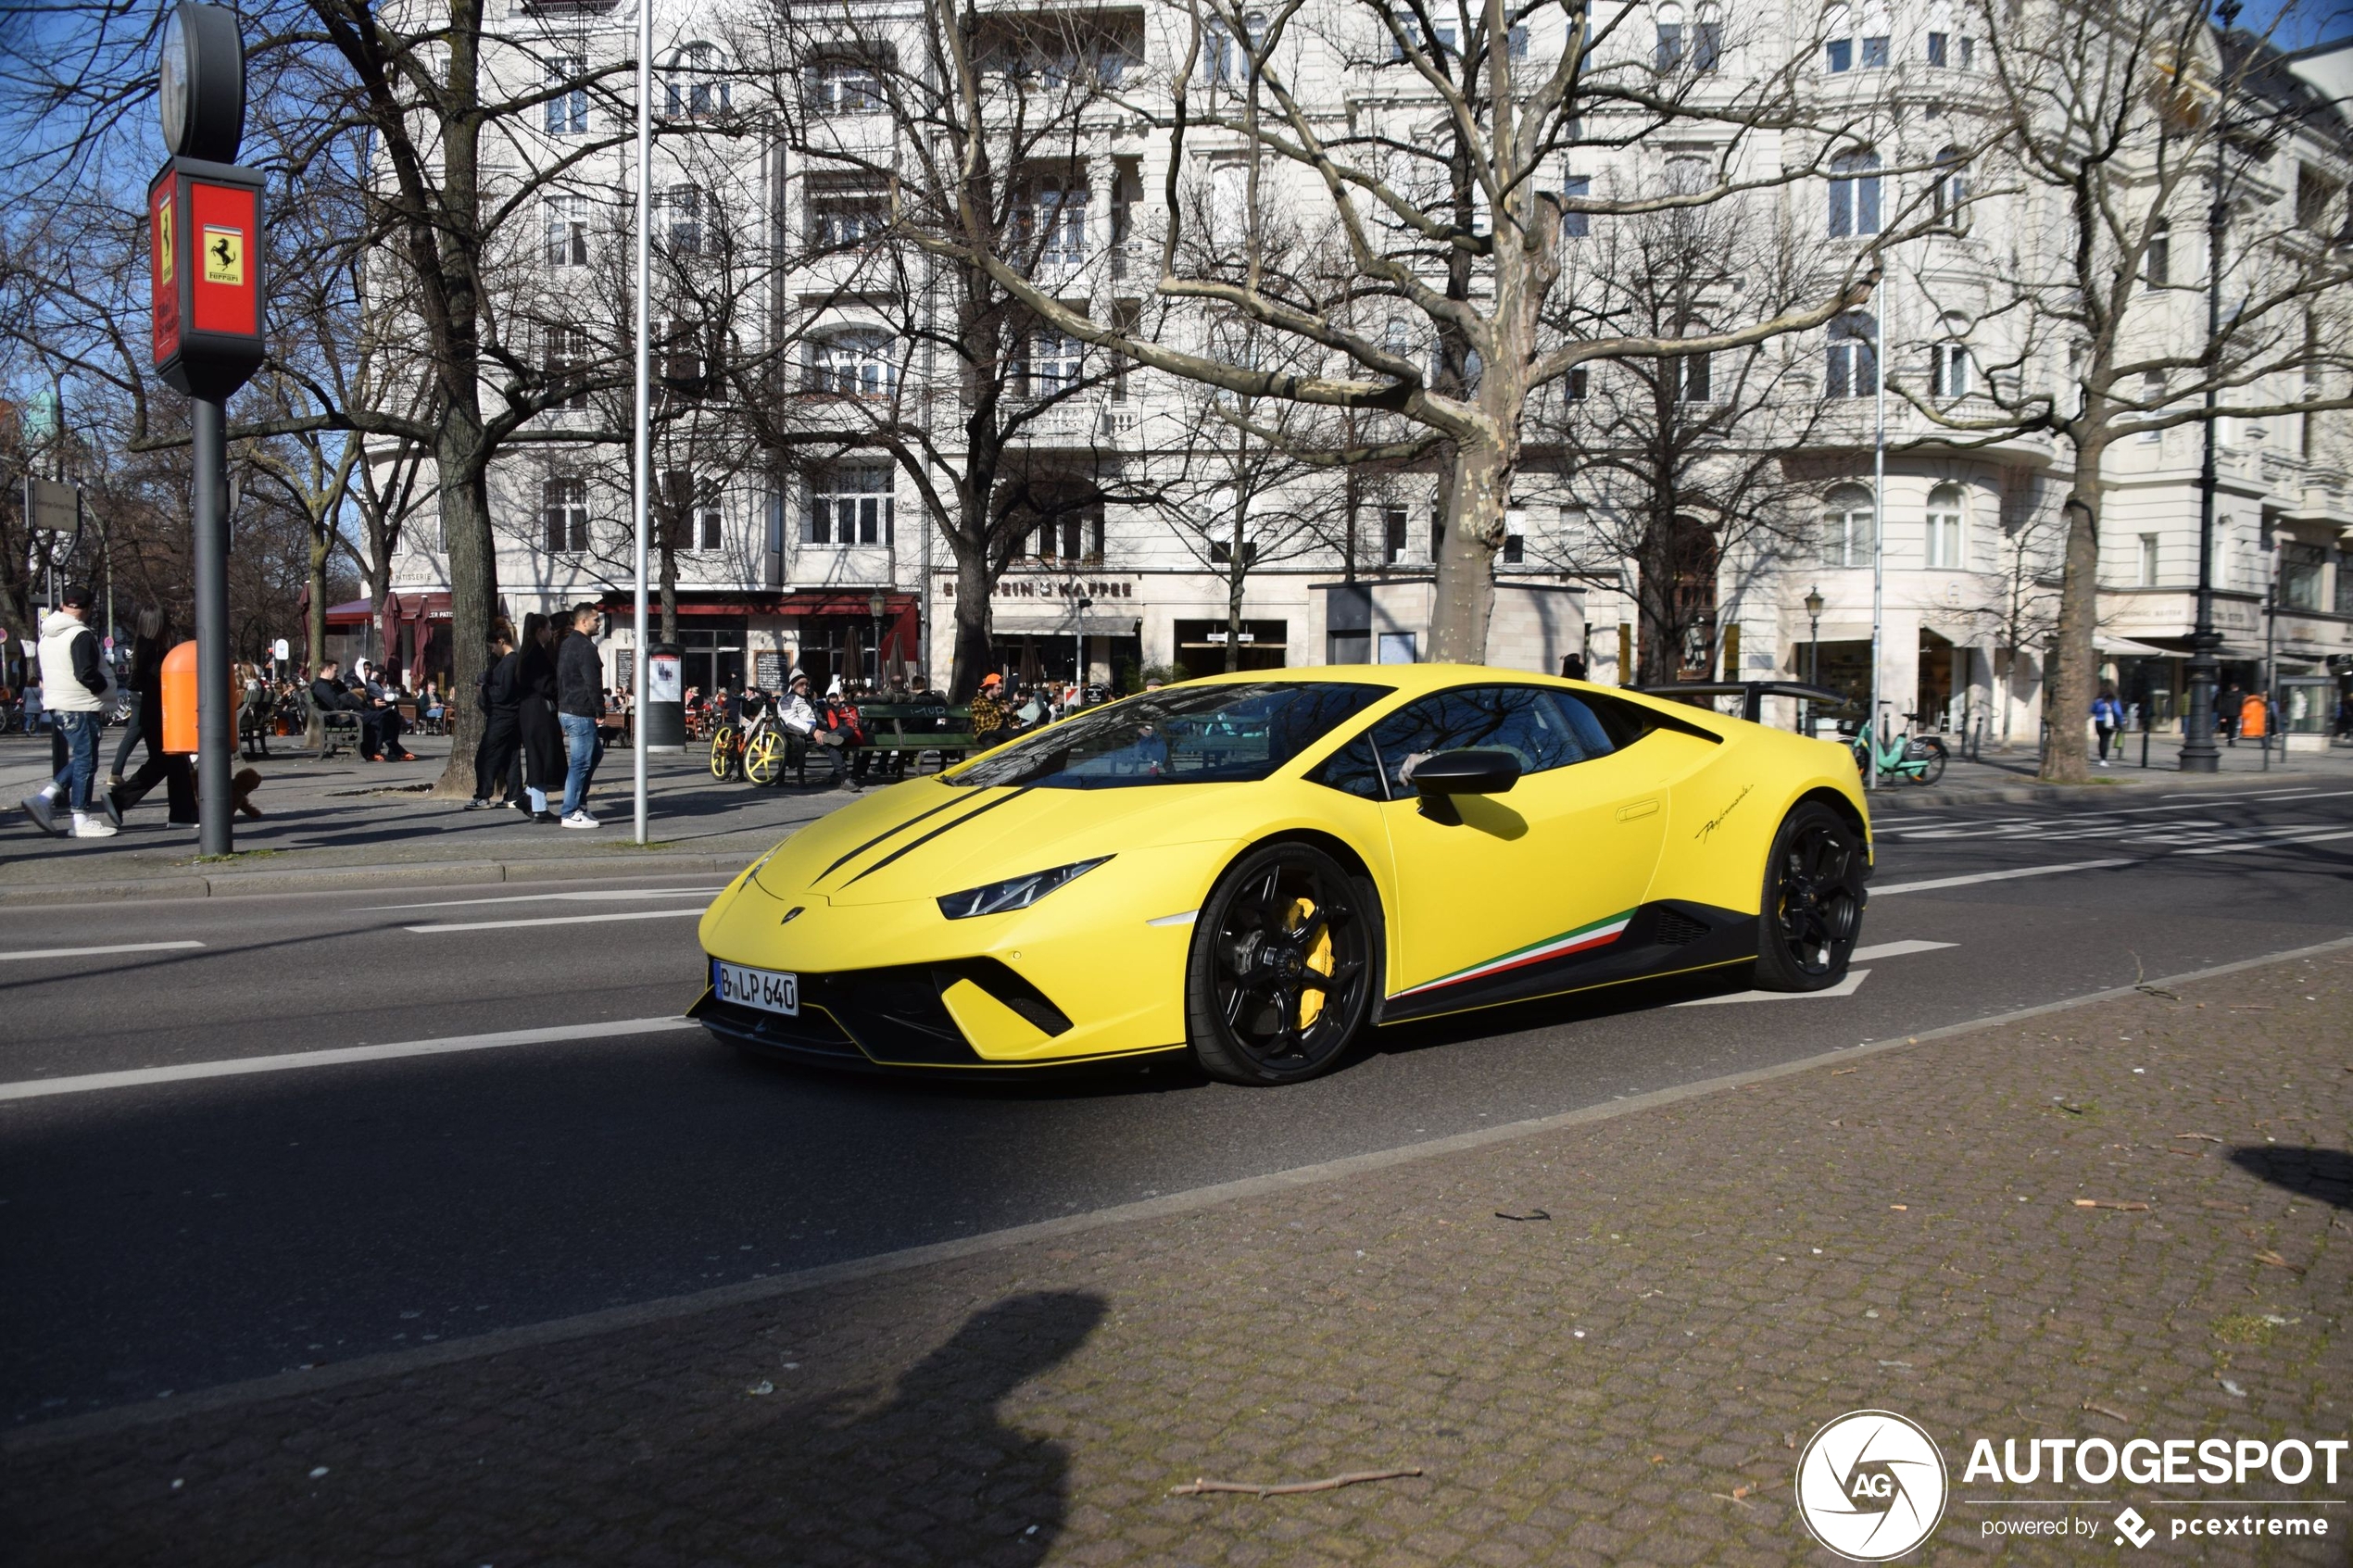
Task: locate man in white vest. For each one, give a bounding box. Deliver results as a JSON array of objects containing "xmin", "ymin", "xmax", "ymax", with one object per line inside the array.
[{"xmin": 22, "ymin": 584, "xmax": 119, "ymax": 839}]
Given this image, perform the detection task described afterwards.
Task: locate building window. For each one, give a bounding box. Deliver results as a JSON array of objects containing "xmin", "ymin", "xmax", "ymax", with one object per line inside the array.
[
  {"xmin": 1858, "ymin": 4, "xmax": 1890, "ymax": 66},
  {"xmin": 1930, "ymin": 332, "xmax": 1971, "ymax": 398},
  {"xmin": 1819, "ymin": 483, "xmax": 1874, "ymax": 567},
  {"xmin": 1209, "ymin": 539, "xmax": 1260, "ymax": 565},
  {"xmin": 545, "ymin": 56, "xmax": 588, "ymax": 134},
  {"xmin": 1386, "ymin": 6, "xmax": 1453, "ymax": 61},
  {"xmin": 1693, "ymin": 3, "xmax": 1722, "ymax": 69},
  {"xmin": 658, "ymin": 318, "xmax": 712, "ymax": 390},
  {"xmin": 2296, "ymin": 166, "xmax": 2341, "ymax": 234},
  {"xmin": 663, "ymin": 185, "xmax": 703, "ymax": 257},
  {"xmin": 1020, "ymin": 511, "xmax": 1103, "ymax": 563},
  {"xmin": 1924, "ymin": 483, "xmax": 1966, "ymax": 568},
  {"xmin": 545, "ymin": 194, "xmax": 588, "ymax": 268},
  {"xmin": 2282, "ymin": 541, "xmax": 2325, "ymax": 610},
  {"xmin": 1566, "ymin": 365, "xmax": 1590, "ymax": 400},
  {"xmin": 1024, "ymin": 328, "xmax": 1086, "ymax": 396},
  {"xmin": 1503, "ymin": 532, "xmax": 1525, "ymax": 564},
  {"xmin": 2144, "ymin": 219, "xmax": 2170, "ymax": 288},
  {"xmin": 1825, "ymin": 311, "xmax": 1876, "ymax": 398},
  {"xmin": 809, "ymin": 56, "xmax": 883, "ymax": 113},
  {"xmin": 808, "ymin": 186, "xmax": 887, "ymax": 247},
  {"xmin": 1828, "ymin": 151, "xmax": 1882, "ymax": 236},
  {"xmin": 666, "ymin": 42, "xmax": 729, "ymax": 119},
  {"xmin": 1382, "ymin": 505, "xmax": 1408, "ymax": 563},
  {"xmin": 2337, "ymin": 550, "xmax": 2353, "ymax": 615},
  {"xmin": 2137, "ymin": 533, "xmax": 2160, "ymax": 587},
  {"xmin": 1676, "ymin": 345, "xmax": 1712, "ymax": 403},
  {"xmin": 805, "ymin": 463, "xmax": 893, "ymax": 546},
  {"xmin": 661, "ymin": 471, "xmax": 723, "ymax": 552},
  {"xmin": 1208, "ymin": 12, "xmax": 1267, "ymax": 82},
  {"xmin": 1558, "ymin": 174, "xmax": 1591, "ymax": 238},
  {"xmin": 543, "ymin": 477, "xmax": 589, "ymax": 553},
  {"xmin": 1931, "ymin": 146, "xmax": 1968, "ymax": 226},
  {"xmin": 1655, "ymin": 2, "xmax": 1684, "ymax": 69},
  {"xmin": 543, "ymin": 323, "xmax": 591, "ymax": 410},
  {"xmin": 804, "ymin": 331, "xmax": 898, "ymax": 397},
  {"xmin": 1822, "ymin": 3, "xmax": 1851, "ymax": 70},
  {"xmin": 1023, "ymin": 187, "xmax": 1087, "ymax": 268}
]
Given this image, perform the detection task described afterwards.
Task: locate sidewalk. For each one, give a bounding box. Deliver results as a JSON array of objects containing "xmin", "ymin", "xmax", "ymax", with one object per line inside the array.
[
  {"xmin": 1856, "ymin": 734, "xmax": 2353, "ymax": 810},
  {"xmin": 8, "ymin": 945, "xmax": 2345, "ymax": 1565},
  {"xmin": 0, "ymin": 734, "xmax": 859, "ymax": 904}
]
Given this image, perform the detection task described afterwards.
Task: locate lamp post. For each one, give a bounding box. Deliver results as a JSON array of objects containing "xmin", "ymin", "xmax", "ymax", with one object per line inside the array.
[
  {"xmin": 2181, "ymin": 0, "xmax": 2240, "ymax": 773},
  {"xmin": 1805, "ymin": 585, "xmax": 1825, "ymax": 734},
  {"xmin": 630, "ymin": 0, "xmax": 653, "ymax": 839},
  {"xmin": 867, "ymin": 590, "xmax": 887, "ymax": 690}
]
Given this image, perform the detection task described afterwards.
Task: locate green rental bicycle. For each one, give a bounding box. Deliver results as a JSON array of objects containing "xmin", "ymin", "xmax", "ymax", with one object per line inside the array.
[{"xmin": 1850, "ymin": 709, "xmax": 1948, "ymax": 786}]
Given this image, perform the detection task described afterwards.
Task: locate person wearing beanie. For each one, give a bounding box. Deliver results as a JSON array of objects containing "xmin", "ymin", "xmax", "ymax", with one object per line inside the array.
[{"xmin": 21, "ymin": 584, "xmax": 119, "ymax": 839}]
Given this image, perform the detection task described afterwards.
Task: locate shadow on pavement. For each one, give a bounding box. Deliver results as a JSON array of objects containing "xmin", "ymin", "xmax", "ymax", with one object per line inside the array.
[{"xmin": 2228, "ymin": 1145, "xmax": 2353, "ymax": 1210}]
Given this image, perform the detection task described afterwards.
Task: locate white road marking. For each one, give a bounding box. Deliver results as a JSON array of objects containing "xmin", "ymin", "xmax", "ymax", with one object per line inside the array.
[
  {"xmin": 1872, "ymin": 859, "xmax": 2136, "ymax": 896},
  {"xmin": 0, "ymin": 940, "xmax": 205, "ymax": 963},
  {"xmin": 2178, "ymin": 827, "xmax": 2353, "ymax": 856},
  {"xmin": 1849, "ymin": 939, "xmax": 1958, "ymax": 960},
  {"xmin": 0, "ymin": 1017, "xmax": 702, "ymax": 1103},
  {"xmin": 1674, "ymin": 969, "xmax": 1871, "ymax": 1007},
  {"xmin": 405, "ymin": 909, "xmax": 708, "ymax": 934},
  {"xmin": 364, "ymin": 887, "xmax": 725, "ymax": 911}
]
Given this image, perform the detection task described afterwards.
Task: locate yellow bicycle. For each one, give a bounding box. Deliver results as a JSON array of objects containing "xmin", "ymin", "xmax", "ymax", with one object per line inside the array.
[{"xmin": 708, "ymin": 722, "xmax": 740, "ymax": 780}]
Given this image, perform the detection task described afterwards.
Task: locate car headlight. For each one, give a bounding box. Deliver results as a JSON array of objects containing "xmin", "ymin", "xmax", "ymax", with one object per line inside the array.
[{"xmin": 937, "ymin": 857, "xmax": 1111, "ymax": 920}]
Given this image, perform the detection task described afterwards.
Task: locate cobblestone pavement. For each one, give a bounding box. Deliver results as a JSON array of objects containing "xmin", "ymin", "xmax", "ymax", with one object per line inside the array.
[{"xmin": 6, "ymin": 947, "xmax": 2347, "ymax": 1566}]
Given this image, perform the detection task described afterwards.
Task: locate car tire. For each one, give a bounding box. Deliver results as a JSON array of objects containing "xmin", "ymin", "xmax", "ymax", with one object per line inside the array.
[
  {"xmin": 1754, "ymin": 800, "xmax": 1867, "ymax": 992},
  {"xmin": 1185, "ymin": 842, "xmax": 1382, "ymax": 1086}
]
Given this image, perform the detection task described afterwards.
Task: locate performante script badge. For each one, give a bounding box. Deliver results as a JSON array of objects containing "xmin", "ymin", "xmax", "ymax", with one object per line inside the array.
[{"xmin": 1794, "ymin": 1410, "xmax": 1949, "ymax": 1561}]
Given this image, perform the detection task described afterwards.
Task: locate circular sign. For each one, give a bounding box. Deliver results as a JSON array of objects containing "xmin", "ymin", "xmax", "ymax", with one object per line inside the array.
[
  {"xmin": 157, "ymin": 3, "xmax": 245, "ymax": 161},
  {"xmin": 1793, "ymin": 1410, "xmax": 1948, "ymax": 1562}
]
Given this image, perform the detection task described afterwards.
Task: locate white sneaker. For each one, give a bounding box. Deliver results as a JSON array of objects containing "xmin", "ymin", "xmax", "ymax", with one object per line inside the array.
[
  {"xmin": 72, "ymin": 812, "xmax": 118, "ymax": 839},
  {"xmin": 561, "ymin": 809, "xmax": 599, "ymax": 829},
  {"xmin": 21, "ymin": 791, "xmax": 60, "ymax": 836}
]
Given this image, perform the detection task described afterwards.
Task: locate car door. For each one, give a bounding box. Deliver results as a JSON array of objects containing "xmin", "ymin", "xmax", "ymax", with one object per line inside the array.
[{"xmin": 1336, "ymin": 684, "xmax": 1671, "ymax": 1012}]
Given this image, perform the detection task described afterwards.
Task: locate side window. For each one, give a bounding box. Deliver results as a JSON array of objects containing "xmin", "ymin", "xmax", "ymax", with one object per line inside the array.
[
  {"xmin": 1365, "ymin": 685, "xmax": 1589, "ymax": 794},
  {"xmin": 1314, "ymin": 734, "xmax": 1389, "ymax": 800}
]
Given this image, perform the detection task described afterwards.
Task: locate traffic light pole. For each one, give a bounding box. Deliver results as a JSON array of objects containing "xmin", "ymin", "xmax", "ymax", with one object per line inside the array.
[{"xmin": 192, "ymin": 394, "xmax": 233, "ymax": 856}]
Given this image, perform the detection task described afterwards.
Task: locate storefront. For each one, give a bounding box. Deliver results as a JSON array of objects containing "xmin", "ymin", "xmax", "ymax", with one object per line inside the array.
[
  {"xmin": 323, "ymin": 593, "xmax": 453, "ymax": 691},
  {"xmin": 598, "ymin": 592, "xmax": 920, "ymax": 695}
]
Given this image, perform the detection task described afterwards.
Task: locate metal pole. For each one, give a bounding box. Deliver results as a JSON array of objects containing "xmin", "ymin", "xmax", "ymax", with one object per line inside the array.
[
  {"xmin": 632, "ymin": 0, "xmax": 653, "ymax": 843},
  {"xmin": 193, "ymin": 395, "xmax": 233, "ymax": 856},
  {"xmin": 2181, "ymin": 0, "xmax": 2236, "ymax": 772},
  {"xmin": 1867, "ymin": 292, "xmax": 1886, "ymax": 790}
]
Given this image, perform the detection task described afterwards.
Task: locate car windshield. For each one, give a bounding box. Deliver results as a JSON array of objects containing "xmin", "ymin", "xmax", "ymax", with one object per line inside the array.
[{"xmin": 948, "ymin": 682, "xmax": 1392, "ymax": 789}]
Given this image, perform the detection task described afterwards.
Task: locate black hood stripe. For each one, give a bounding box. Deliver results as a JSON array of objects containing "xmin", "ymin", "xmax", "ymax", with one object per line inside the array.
[
  {"xmin": 812, "ymin": 794, "xmax": 972, "ymax": 884},
  {"xmin": 838, "ymin": 787, "xmax": 1035, "ymax": 889}
]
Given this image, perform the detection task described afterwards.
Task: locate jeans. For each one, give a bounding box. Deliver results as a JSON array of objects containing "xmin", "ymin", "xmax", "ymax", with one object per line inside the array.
[
  {"xmin": 560, "ymin": 712, "xmax": 605, "ymax": 816},
  {"xmin": 50, "ymin": 710, "xmax": 101, "ymax": 812}
]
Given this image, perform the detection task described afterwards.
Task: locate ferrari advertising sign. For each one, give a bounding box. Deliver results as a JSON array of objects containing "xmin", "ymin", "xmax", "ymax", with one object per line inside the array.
[{"xmin": 147, "ymin": 156, "xmax": 265, "ymax": 398}]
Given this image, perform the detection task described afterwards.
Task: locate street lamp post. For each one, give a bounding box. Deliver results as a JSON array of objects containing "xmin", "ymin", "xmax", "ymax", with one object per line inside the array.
[
  {"xmin": 2181, "ymin": 0, "xmax": 2240, "ymax": 773},
  {"xmin": 867, "ymin": 590, "xmax": 887, "ymax": 689},
  {"xmin": 1805, "ymin": 585, "xmax": 1824, "ymax": 734}
]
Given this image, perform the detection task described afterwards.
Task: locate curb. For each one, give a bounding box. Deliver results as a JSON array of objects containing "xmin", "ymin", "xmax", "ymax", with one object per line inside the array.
[{"xmin": 0, "ymin": 851, "xmax": 751, "ymax": 907}]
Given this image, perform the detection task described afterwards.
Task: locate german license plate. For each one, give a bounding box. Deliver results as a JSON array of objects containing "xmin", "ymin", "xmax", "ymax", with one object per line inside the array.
[{"xmin": 714, "ymin": 960, "xmax": 798, "ymax": 1016}]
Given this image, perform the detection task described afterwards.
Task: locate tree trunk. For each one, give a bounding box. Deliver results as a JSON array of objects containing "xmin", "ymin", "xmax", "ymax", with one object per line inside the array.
[
  {"xmin": 2042, "ymin": 451, "xmax": 2103, "ymax": 784},
  {"xmin": 1427, "ymin": 433, "xmax": 1511, "ymax": 662},
  {"xmin": 430, "ymin": 432, "xmax": 497, "ymax": 799},
  {"xmin": 305, "ymin": 529, "xmax": 329, "ymax": 675},
  {"xmin": 950, "ymin": 542, "xmax": 993, "ymax": 701},
  {"xmin": 659, "ymin": 537, "xmax": 679, "ymax": 646},
  {"xmin": 1225, "ymin": 507, "xmax": 1247, "ymax": 672}
]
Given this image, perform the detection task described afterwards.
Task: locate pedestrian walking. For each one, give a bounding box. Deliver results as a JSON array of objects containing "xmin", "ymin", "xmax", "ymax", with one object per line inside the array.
[
  {"xmin": 555, "ymin": 602, "xmax": 606, "ymax": 828},
  {"xmin": 20, "ymin": 584, "xmax": 120, "ymax": 839},
  {"xmin": 468, "ymin": 622, "xmax": 522, "ymax": 809},
  {"xmin": 516, "ymin": 612, "xmax": 565, "ymax": 822},
  {"xmin": 2219, "ymin": 682, "xmax": 2242, "ymax": 746},
  {"xmin": 107, "ymin": 608, "xmax": 163, "ymax": 790},
  {"xmin": 102, "ymin": 607, "xmax": 197, "ymax": 830},
  {"xmin": 2092, "ymin": 684, "xmax": 2122, "ymax": 763}
]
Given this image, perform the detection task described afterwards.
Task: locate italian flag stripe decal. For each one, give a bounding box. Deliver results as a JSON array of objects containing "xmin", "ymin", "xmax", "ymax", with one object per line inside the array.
[{"xmin": 1392, "ymin": 909, "xmax": 1636, "ymax": 998}]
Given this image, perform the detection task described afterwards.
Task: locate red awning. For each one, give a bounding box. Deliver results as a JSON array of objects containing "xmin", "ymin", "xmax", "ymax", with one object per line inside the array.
[
  {"xmin": 323, "ymin": 593, "xmax": 453, "ymax": 626},
  {"xmin": 594, "ymin": 592, "xmax": 917, "ymax": 619}
]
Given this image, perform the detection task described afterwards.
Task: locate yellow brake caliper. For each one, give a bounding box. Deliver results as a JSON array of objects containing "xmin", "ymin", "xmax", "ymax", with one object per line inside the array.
[{"xmin": 1289, "ymin": 896, "xmax": 1333, "ymax": 1027}]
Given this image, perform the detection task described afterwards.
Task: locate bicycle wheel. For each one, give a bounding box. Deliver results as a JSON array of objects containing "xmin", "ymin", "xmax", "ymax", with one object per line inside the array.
[
  {"xmin": 1907, "ymin": 738, "xmax": 1947, "ymax": 785},
  {"xmin": 709, "ymin": 725, "xmax": 737, "ymax": 780},
  {"xmin": 744, "ymin": 731, "xmax": 785, "ymax": 786}
]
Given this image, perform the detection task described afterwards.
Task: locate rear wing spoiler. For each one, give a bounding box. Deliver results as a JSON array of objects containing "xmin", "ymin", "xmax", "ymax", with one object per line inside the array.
[{"xmin": 1633, "ymin": 682, "xmax": 1845, "ymax": 724}]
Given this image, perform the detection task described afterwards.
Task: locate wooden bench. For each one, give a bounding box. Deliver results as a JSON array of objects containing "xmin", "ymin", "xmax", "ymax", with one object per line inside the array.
[{"xmin": 314, "ymin": 706, "xmax": 367, "ymax": 759}]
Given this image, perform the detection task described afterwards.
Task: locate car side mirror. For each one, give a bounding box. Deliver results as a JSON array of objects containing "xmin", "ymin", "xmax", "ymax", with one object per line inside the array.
[{"xmin": 1407, "ymin": 748, "xmax": 1522, "ymax": 822}]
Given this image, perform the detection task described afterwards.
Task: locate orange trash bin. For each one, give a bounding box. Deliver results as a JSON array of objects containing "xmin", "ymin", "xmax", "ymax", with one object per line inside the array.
[{"xmin": 161, "ymin": 640, "xmax": 229, "ymax": 756}]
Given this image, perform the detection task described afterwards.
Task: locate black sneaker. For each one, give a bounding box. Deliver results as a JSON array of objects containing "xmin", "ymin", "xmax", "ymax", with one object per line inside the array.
[{"xmin": 101, "ymin": 792, "xmax": 123, "ymax": 830}]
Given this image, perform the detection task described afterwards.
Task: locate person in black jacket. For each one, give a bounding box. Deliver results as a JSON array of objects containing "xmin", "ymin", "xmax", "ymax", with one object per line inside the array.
[
  {"xmin": 102, "ymin": 608, "xmax": 196, "ymax": 829},
  {"xmin": 467, "ymin": 623, "xmax": 522, "ymax": 809},
  {"xmin": 554, "ymin": 602, "xmax": 607, "ymax": 826},
  {"xmin": 515, "ymin": 612, "xmax": 565, "ymax": 822}
]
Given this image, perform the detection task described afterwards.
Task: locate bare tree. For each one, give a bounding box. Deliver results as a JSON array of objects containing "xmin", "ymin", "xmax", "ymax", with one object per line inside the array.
[
  {"xmin": 898, "ymin": 0, "xmax": 1893, "ymax": 661},
  {"xmin": 1906, "ymin": 0, "xmax": 2353, "ymax": 781}
]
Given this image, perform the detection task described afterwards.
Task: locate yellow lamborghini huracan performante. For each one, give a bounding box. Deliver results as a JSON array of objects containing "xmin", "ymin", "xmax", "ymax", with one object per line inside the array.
[{"xmin": 693, "ymin": 666, "xmax": 1871, "ymax": 1085}]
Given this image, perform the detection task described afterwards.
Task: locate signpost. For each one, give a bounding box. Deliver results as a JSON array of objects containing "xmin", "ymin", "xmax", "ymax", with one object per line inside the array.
[{"xmin": 149, "ymin": 3, "xmax": 265, "ymax": 857}]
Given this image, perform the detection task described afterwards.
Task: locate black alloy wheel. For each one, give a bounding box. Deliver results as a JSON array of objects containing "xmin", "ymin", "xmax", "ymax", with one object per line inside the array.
[
  {"xmin": 1754, "ymin": 801, "xmax": 1866, "ymax": 991},
  {"xmin": 1186, "ymin": 842, "xmax": 1380, "ymax": 1085}
]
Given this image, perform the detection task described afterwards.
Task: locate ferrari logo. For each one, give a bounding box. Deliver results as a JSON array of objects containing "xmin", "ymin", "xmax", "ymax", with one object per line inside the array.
[
  {"xmin": 157, "ymin": 204, "xmax": 174, "ymax": 284},
  {"xmin": 201, "ymin": 225, "xmax": 244, "ymax": 286}
]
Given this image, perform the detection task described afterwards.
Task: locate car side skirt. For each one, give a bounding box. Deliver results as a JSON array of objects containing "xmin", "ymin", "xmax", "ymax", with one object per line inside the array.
[{"xmin": 1375, "ymin": 899, "xmax": 1759, "ymax": 1024}]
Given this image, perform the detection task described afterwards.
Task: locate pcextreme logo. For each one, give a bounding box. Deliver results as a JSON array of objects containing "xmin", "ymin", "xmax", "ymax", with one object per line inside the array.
[{"xmin": 1794, "ymin": 1411, "xmax": 1950, "ymax": 1562}]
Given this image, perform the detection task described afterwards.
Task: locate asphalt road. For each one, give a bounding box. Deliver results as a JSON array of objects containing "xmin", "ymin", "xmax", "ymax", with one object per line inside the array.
[{"xmin": 4, "ymin": 781, "xmax": 2349, "ymax": 1428}]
